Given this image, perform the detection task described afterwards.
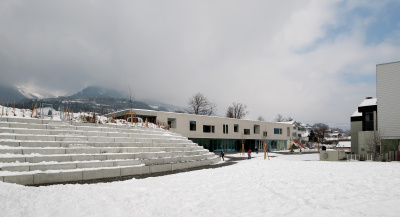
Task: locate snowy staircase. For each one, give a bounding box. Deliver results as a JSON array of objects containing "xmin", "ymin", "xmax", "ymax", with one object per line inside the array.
[{"xmin": 0, "ymin": 117, "xmax": 219, "ymax": 185}]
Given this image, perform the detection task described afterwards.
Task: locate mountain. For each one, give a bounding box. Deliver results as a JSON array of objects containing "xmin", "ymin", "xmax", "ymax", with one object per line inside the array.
[
  {"xmin": 16, "ymin": 86, "xmax": 58, "ymax": 99},
  {"xmin": 139, "ymin": 98, "xmax": 185, "ymax": 112},
  {"xmin": 0, "ymin": 85, "xmax": 27, "ymax": 101},
  {"xmin": 70, "ymin": 86, "xmax": 126, "ymax": 98}
]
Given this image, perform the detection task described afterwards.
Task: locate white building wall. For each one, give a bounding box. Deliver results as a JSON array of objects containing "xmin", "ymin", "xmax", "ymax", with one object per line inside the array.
[
  {"xmin": 377, "ymin": 61, "xmax": 400, "ymax": 139},
  {"xmin": 156, "ymin": 111, "xmax": 291, "ymax": 141}
]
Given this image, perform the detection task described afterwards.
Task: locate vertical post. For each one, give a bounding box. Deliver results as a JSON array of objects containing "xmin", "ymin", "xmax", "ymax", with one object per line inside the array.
[{"xmin": 2, "ymin": 99, "xmax": 4, "ymax": 116}]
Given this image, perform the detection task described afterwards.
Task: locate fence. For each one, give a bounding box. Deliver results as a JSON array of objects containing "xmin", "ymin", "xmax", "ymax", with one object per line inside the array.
[{"xmin": 346, "ymin": 151, "xmax": 398, "ymax": 162}]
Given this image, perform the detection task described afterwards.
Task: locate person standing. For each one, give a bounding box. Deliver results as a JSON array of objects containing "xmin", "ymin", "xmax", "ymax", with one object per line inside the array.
[
  {"xmin": 220, "ymin": 150, "xmax": 225, "ymax": 161},
  {"xmin": 255, "ymin": 147, "xmax": 259, "ymax": 154},
  {"xmin": 248, "ymin": 149, "xmax": 251, "ymax": 159}
]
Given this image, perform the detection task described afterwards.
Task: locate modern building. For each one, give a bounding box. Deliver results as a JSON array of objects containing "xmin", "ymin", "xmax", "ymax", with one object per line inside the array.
[
  {"xmin": 106, "ymin": 109, "xmax": 293, "ymax": 152},
  {"xmin": 377, "ymin": 61, "xmax": 400, "ymax": 152},
  {"xmin": 350, "ymin": 97, "xmax": 377, "ymax": 154},
  {"xmin": 351, "ymin": 60, "xmax": 400, "ymax": 155}
]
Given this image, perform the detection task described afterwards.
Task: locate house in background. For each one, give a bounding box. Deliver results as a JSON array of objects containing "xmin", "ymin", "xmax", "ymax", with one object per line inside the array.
[{"xmin": 350, "ymin": 97, "xmax": 377, "ymax": 155}]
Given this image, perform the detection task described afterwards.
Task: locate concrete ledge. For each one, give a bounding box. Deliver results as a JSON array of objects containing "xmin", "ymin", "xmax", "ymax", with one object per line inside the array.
[
  {"xmin": 143, "ymin": 158, "xmax": 164, "ymax": 165},
  {"xmin": 113, "ymin": 160, "xmax": 142, "ymax": 166},
  {"xmin": 171, "ymin": 162, "xmax": 190, "ymax": 171},
  {"xmin": 34, "ymin": 171, "xmax": 83, "ymax": 185},
  {"xmin": 82, "ymin": 168, "xmax": 121, "ymax": 180},
  {"xmin": 66, "ymin": 149, "xmax": 101, "ymax": 154},
  {"xmin": 30, "ymin": 164, "xmax": 77, "ymax": 171},
  {"xmin": 0, "ymin": 128, "xmax": 14, "ymax": 133},
  {"xmin": 23, "ymin": 149, "xmax": 66, "ymax": 155},
  {"xmin": 26, "ymin": 156, "xmax": 71, "ymax": 163},
  {"xmin": 71, "ymin": 155, "xmax": 95, "ymax": 162},
  {"xmin": 0, "ymin": 134, "xmax": 16, "ymax": 140},
  {"xmin": 0, "ymin": 157, "xmax": 26, "ymax": 163},
  {"xmin": 21, "ymin": 142, "xmax": 61, "ymax": 148},
  {"xmin": 0, "ymin": 176, "xmax": 3, "ymax": 182},
  {"xmin": 0, "ymin": 122, "xmax": 10, "ymax": 127},
  {"xmin": 1, "ymin": 165, "xmax": 30, "ymax": 172},
  {"xmin": 0, "ymin": 149, "xmax": 23, "ymax": 154},
  {"xmin": 3, "ymin": 174, "xmax": 34, "ymax": 185},
  {"xmin": 77, "ymin": 161, "xmax": 114, "ymax": 169},
  {"xmin": 106, "ymin": 153, "xmax": 136, "ymax": 160},
  {"xmin": 0, "ymin": 141, "xmax": 20, "ymax": 147},
  {"xmin": 121, "ymin": 166, "xmax": 150, "ymax": 176},
  {"xmin": 150, "ymin": 164, "xmax": 172, "ymax": 173}
]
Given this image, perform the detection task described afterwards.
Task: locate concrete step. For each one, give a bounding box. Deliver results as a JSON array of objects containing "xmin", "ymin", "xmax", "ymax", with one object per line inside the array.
[
  {"xmin": 0, "ymin": 159, "xmax": 143, "ymax": 172},
  {"xmin": 0, "ymin": 146, "xmax": 204, "ymax": 155},
  {"xmin": 0, "ymin": 150, "xmax": 212, "ymax": 163},
  {"xmin": 0, "ymin": 157, "xmax": 219, "ymax": 185}
]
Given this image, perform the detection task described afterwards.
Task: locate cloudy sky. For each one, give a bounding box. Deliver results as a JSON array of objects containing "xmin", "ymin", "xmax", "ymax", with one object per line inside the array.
[{"xmin": 1, "ymin": 0, "xmax": 400, "ymax": 128}]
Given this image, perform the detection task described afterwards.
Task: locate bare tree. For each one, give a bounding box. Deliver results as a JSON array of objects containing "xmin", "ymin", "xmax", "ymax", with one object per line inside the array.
[
  {"xmin": 367, "ymin": 129, "xmax": 384, "ymax": 161},
  {"xmin": 286, "ymin": 116, "xmax": 293, "ymax": 121},
  {"xmin": 187, "ymin": 92, "xmax": 216, "ymax": 116},
  {"xmin": 226, "ymin": 102, "xmax": 248, "ymax": 119},
  {"xmin": 274, "ymin": 114, "xmax": 285, "ymax": 122},
  {"xmin": 257, "ymin": 116, "xmax": 265, "ymax": 121}
]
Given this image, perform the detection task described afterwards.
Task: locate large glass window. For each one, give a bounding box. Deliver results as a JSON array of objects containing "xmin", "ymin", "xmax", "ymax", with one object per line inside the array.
[
  {"xmin": 274, "ymin": 128, "xmax": 282, "ymax": 135},
  {"xmin": 190, "ymin": 121, "xmax": 196, "ymax": 131},
  {"xmin": 203, "ymin": 125, "xmax": 215, "ymax": 133},
  {"xmin": 254, "ymin": 125, "xmax": 260, "ymax": 134},
  {"xmin": 244, "ymin": 129, "xmax": 250, "ymax": 135},
  {"xmin": 234, "ymin": 124, "xmax": 239, "ymax": 132},
  {"xmin": 168, "ymin": 118, "xmax": 176, "ymax": 128},
  {"xmin": 364, "ymin": 112, "xmax": 374, "ymax": 131},
  {"xmin": 223, "ymin": 124, "xmax": 228, "ymax": 134}
]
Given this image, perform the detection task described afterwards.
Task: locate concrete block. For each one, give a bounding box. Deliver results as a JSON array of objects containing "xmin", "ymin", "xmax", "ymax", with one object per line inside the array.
[
  {"xmin": 119, "ymin": 142, "xmax": 144, "ymax": 147},
  {"xmin": 0, "ymin": 134, "xmax": 16, "ymax": 140},
  {"xmin": 150, "ymin": 164, "xmax": 172, "ymax": 173},
  {"xmin": 136, "ymin": 152, "xmax": 158, "ymax": 159},
  {"xmin": 16, "ymin": 135, "xmax": 56, "ymax": 141},
  {"xmin": 0, "ymin": 157, "xmax": 26, "ymax": 163},
  {"xmin": 56, "ymin": 136, "xmax": 87, "ymax": 142},
  {"xmin": 22, "ymin": 148, "xmax": 65, "ymax": 155},
  {"xmin": 30, "ymin": 164, "xmax": 73, "ymax": 171},
  {"xmin": 26, "ymin": 155, "xmax": 71, "ymax": 163},
  {"xmin": 171, "ymin": 162, "xmax": 190, "ymax": 171},
  {"xmin": 100, "ymin": 148, "xmax": 124, "ymax": 154},
  {"xmin": 143, "ymin": 158, "xmax": 164, "ymax": 165},
  {"xmin": 87, "ymin": 137, "xmax": 115, "ymax": 142},
  {"xmin": 21, "ymin": 141, "xmax": 61, "ymax": 148},
  {"xmin": 187, "ymin": 161, "xmax": 201, "ymax": 168},
  {"xmin": 82, "ymin": 168, "xmax": 121, "ymax": 180},
  {"xmin": 125, "ymin": 147, "xmax": 151, "ymax": 153},
  {"xmin": 1, "ymin": 165, "xmax": 30, "ymax": 172},
  {"xmin": 71, "ymin": 155, "xmax": 95, "ymax": 162},
  {"xmin": 0, "ymin": 141, "xmax": 19, "ymax": 147},
  {"xmin": 0, "ymin": 176, "xmax": 3, "ymax": 182},
  {"xmin": 34, "ymin": 171, "xmax": 83, "ymax": 185},
  {"xmin": 107, "ymin": 132, "xmax": 130, "ymax": 137},
  {"xmin": 0, "ymin": 149, "xmax": 23, "ymax": 154},
  {"xmin": 76, "ymin": 161, "xmax": 114, "ymax": 169},
  {"xmin": 94, "ymin": 155, "xmax": 107, "ymax": 161},
  {"xmin": 114, "ymin": 137, "xmax": 135, "ymax": 143},
  {"xmin": 0, "ymin": 128, "xmax": 14, "ymax": 133},
  {"xmin": 80, "ymin": 131, "xmax": 104, "ymax": 137},
  {"xmin": 3, "ymin": 174, "xmax": 34, "ymax": 185},
  {"xmin": 163, "ymin": 157, "xmax": 178, "ymax": 164},
  {"xmin": 66, "ymin": 148, "xmax": 100, "ymax": 154},
  {"xmin": 121, "ymin": 165, "xmax": 150, "ymax": 176},
  {"xmin": 106, "ymin": 153, "xmax": 136, "ymax": 160},
  {"xmin": 0, "ymin": 122, "xmax": 10, "ymax": 127},
  {"xmin": 113, "ymin": 160, "xmax": 142, "ymax": 166}
]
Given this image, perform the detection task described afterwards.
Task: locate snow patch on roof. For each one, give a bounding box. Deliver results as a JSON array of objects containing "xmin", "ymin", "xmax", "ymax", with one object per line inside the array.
[{"xmin": 359, "ymin": 98, "xmax": 377, "ymax": 107}]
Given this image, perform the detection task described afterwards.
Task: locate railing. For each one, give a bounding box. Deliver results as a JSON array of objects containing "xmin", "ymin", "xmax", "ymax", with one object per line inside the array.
[{"xmin": 346, "ymin": 151, "xmax": 398, "ymax": 162}]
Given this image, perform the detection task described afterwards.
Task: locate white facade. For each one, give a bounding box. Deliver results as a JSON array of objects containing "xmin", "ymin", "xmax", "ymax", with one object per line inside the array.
[
  {"xmin": 107, "ymin": 109, "xmax": 293, "ymax": 151},
  {"xmin": 377, "ymin": 61, "xmax": 400, "ymax": 139}
]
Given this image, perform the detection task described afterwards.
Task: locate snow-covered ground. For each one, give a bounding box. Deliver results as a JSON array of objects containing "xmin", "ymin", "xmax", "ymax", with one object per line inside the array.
[{"xmin": 1, "ymin": 153, "xmax": 400, "ymax": 217}]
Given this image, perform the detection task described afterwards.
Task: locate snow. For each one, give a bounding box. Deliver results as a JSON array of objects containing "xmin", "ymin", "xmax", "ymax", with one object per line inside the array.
[
  {"xmin": 1, "ymin": 153, "xmax": 400, "ymax": 217},
  {"xmin": 359, "ymin": 97, "xmax": 377, "ymax": 107},
  {"xmin": 337, "ymin": 141, "xmax": 351, "ymax": 148}
]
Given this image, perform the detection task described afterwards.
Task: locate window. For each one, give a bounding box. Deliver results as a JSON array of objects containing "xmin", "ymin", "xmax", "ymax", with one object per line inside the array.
[
  {"xmin": 203, "ymin": 125, "xmax": 215, "ymax": 133},
  {"xmin": 234, "ymin": 124, "xmax": 239, "ymax": 132},
  {"xmin": 244, "ymin": 129, "xmax": 250, "ymax": 135},
  {"xmin": 292, "ymin": 132, "xmax": 297, "ymax": 137},
  {"xmin": 190, "ymin": 121, "xmax": 196, "ymax": 131},
  {"xmin": 287, "ymin": 127, "xmax": 290, "ymax": 137},
  {"xmin": 254, "ymin": 125, "xmax": 260, "ymax": 134},
  {"xmin": 364, "ymin": 112, "xmax": 374, "ymax": 131},
  {"xmin": 223, "ymin": 124, "xmax": 228, "ymax": 134},
  {"xmin": 168, "ymin": 118, "xmax": 176, "ymax": 128},
  {"xmin": 263, "ymin": 131, "xmax": 268, "ymax": 137},
  {"xmin": 274, "ymin": 128, "xmax": 282, "ymax": 135}
]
